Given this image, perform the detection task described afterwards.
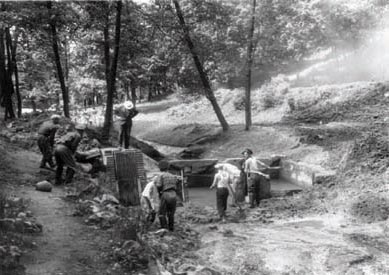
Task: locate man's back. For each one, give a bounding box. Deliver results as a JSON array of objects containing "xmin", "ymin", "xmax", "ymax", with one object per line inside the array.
[
  {"xmin": 155, "ymin": 172, "xmax": 179, "ymax": 193},
  {"xmin": 38, "ymin": 121, "xmax": 58, "ymax": 136},
  {"xmin": 57, "ymin": 131, "xmax": 81, "ymax": 153}
]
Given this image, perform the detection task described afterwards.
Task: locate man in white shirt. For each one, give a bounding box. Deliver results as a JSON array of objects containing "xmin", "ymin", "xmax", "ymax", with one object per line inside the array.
[
  {"xmin": 141, "ymin": 177, "xmax": 160, "ymax": 223},
  {"xmin": 210, "ymin": 164, "xmax": 233, "ymax": 221},
  {"xmin": 242, "ymin": 148, "xmax": 270, "ymax": 208}
]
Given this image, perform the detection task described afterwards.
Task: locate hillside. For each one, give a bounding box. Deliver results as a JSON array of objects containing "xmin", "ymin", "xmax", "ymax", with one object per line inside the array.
[{"xmin": 1, "ymin": 80, "xmax": 388, "ymax": 274}]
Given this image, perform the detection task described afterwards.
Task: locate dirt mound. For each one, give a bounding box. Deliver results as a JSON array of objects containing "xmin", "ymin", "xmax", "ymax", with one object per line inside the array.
[
  {"xmin": 351, "ymin": 194, "xmax": 389, "ymax": 223},
  {"xmin": 347, "ymin": 131, "xmax": 389, "ymax": 173},
  {"xmin": 142, "ymin": 123, "xmax": 221, "ymax": 147},
  {"xmin": 285, "ymin": 82, "xmax": 389, "ymax": 124}
]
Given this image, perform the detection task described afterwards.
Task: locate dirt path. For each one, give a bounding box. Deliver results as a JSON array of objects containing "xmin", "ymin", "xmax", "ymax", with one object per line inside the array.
[
  {"xmin": 20, "ymin": 186, "xmax": 115, "ymax": 275},
  {"xmin": 1, "ymin": 142, "xmax": 123, "ymax": 275}
]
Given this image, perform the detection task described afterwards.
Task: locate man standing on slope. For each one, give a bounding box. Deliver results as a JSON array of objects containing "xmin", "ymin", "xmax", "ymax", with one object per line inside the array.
[
  {"xmin": 37, "ymin": 114, "xmax": 61, "ymax": 169},
  {"xmin": 242, "ymin": 148, "xmax": 270, "ymax": 208},
  {"xmin": 114, "ymin": 101, "xmax": 139, "ymax": 149}
]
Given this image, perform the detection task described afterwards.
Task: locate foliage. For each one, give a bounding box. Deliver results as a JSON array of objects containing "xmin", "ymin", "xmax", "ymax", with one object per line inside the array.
[{"xmin": 1, "ymin": 0, "xmax": 389, "ymax": 117}]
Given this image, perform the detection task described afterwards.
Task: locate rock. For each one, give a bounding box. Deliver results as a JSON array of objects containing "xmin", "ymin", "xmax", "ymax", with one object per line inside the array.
[
  {"xmin": 101, "ymin": 194, "xmax": 119, "ymax": 205},
  {"xmin": 17, "ymin": 212, "xmax": 27, "ymax": 220},
  {"xmin": 195, "ymin": 266, "xmax": 222, "ymax": 275},
  {"xmin": 35, "ymin": 180, "xmax": 52, "ymax": 192},
  {"xmin": 78, "ymin": 163, "xmax": 93, "ymax": 173},
  {"xmin": 121, "ymin": 240, "xmax": 141, "ymax": 252},
  {"xmin": 208, "ymin": 225, "xmax": 218, "ymax": 230},
  {"xmin": 9, "ymin": 246, "xmax": 22, "ymax": 259},
  {"xmin": 7, "ymin": 197, "xmax": 22, "ymax": 207},
  {"xmin": 154, "ymin": 228, "xmax": 169, "ymax": 237},
  {"xmin": 222, "ymin": 229, "xmax": 234, "ymax": 237},
  {"xmin": 113, "ymin": 263, "xmax": 121, "ymax": 270}
]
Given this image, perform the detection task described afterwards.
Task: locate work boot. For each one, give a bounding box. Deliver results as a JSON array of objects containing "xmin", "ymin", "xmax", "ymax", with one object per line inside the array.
[
  {"xmin": 248, "ymin": 194, "xmax": 255, "ymax": 208},
  {"xmin": 64, "ymin": 169, "xmax": 75, "ymax": 184},
  {"xmin": 55, "ymin": 177, "xmax": 62, "ymax": 185},
  {"xmin": 168, "ymin": 216, "xmax": 174, "ymax": 232},
  {"xmin": 159, "ymin": 216, "xmax": 168, "ymax": 229}
]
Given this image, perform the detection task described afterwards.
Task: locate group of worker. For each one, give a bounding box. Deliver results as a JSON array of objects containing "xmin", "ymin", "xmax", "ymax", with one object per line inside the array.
[
  {"xmin": 141, "ymin": 160, "xmax": 180, "ymax": 231},
  {"xmin": 211, "ymin": 148, "xmax": 271, "ymax": 221},
  {"xmin": 37, "ymin": 101, "xmax": 138, "ymax": 185},
  {"xmin": 141, "ymin": 148, "xmax": 272, "ymax": 229},
  {"xmin": 37, "ymin": 101, "xmax": 270, "ymax": 230},
  {"xmin": 37, "ymin": 114, "xmax": 87, "ymax": 185}
]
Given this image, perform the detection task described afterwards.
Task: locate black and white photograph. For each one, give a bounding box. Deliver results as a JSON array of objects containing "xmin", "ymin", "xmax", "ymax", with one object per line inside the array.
[{"xmin": 0, "ymin": 0, "xmax": 388, "ymax": 274}]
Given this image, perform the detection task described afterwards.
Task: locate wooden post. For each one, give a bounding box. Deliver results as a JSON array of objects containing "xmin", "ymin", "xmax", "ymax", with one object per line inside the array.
[
  {"xmin": 114, "ymin": 150, "xmax": 142, "ymax": 206},
  {"xmin": 180, "ymin": 169, "xmax": 186, "ymax": 202}
]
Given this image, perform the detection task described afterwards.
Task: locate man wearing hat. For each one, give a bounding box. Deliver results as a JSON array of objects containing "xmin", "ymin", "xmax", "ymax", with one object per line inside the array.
[
  {"xmin": 53, "ymin": 124, "xmax": 85, "ymax": 185},
  {"xmin": 154, "ymin": 160, "xmax": 180, "ymax": 231},
  {"xmin": 37, "ymin": 114, "xmax": 61, "ymax": 169},
  {"xmin": 114, "ymin": 101, "xmax": 139, "ymax": 149},
  {"xmin": 242, "ymin": 148, "xmax": 270, "ymax": 208}
]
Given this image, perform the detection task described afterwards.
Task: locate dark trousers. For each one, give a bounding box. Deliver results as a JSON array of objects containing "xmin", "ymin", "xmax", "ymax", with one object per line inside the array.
[
  {"xmin": 37, "ymin": 135, "xmax": 54, "ymax": 168},
  {"xmin": 216, "ymin": 187, "xmax": 229, "ymax": 218},
  {"xmin": 247, "ymin": 173, "xmax": 261, "ymax": 207},
  {"xmin": 54, "ymin": 144, "xmax": 77, "ymax": 185},
  {"xmin": 159, "ymin": 190, "xmax": 177, "ymax": 231},
  {"xmin": 119, "ymin": 122, "xmax": 132, "ymax": 149}
]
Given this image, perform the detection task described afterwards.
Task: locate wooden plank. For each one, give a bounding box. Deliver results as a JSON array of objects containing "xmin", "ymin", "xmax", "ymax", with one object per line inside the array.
[{"xmin": 114, "ymin": 151, "xmax": 140, "ymax": 206}]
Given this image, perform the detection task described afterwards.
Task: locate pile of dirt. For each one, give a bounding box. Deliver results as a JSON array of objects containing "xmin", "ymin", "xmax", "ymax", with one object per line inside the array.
[
  {"xmin": 142, "ymin": 123, "xmax": 221, "ymax": 147},
  {"xmin": 347, "ymin": 130, "xmax": 389, "ymax": 173},
  {"xmin": 295, "ymin": 122, "xmax": 365, "ymax": 147},
  {"xmin": 285, "ymin": 82, "xmax": 389, "ymax": 124},
  {"xmin": 350, "ymin": 194, "xmax": 389, "ymax": 223}
]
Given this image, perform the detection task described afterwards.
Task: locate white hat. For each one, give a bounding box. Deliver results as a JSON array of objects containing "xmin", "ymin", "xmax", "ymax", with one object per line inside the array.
[
  {"xmin": 123, "ymin": 101, "xmax": 134, "ymax": 110},
  {"xmin": 50, "ymin": 114, "xmax": 61, "ymax": 120},
  {"xmin": 215, "ymin": 163, "xmax": 224, "ymax": 170}
]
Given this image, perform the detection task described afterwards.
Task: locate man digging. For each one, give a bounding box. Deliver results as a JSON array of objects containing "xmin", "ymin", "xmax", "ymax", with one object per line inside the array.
[
  {"xmin": 37, "ymin": 114, "xmax": 61, "ymax": 169},
  {"xmin": 54, "ymin": 124, "xmax": 86, "ymax": 185}
]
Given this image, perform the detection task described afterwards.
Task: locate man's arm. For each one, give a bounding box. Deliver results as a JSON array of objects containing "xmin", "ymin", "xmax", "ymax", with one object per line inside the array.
[{"xmin": 210, "ymin": 173, "xmax": 220, "ymax": 189}]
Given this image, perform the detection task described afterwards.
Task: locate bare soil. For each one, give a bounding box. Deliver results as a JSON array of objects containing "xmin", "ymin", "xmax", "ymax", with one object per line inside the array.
[{"xmin": 0, "ymin": 141, "xmax": 127, "ymax": 275}]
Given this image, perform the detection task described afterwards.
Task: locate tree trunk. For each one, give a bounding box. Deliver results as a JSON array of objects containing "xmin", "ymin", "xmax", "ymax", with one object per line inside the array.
[
  {"xmin": 102, "ymin": 0, "xmax": 122, "ymax": 142},
  {"xmin": 47, "ymin": 1, "xmax": 69, "ymax": 118},
  {"xmin": 172, "ymin": 0, "xmax": 229, "ymax": 131},
  {"xmin": 7, "ymin": 28, "xmax": 21, "ymax": 118},
  {"xmin": 130, "ymin": 80, "xmax": 137, "ymax": 107},
  {"xmin": 4, "ymin": 28, "xmax": 15, "ymax": 119},
  {"xmin": 0, "ymin": 28, "xmax": 15, "ymax": 120},
  {"xmin": 245, "ymin": 0, "xmax": 256, "ymax": 131}
]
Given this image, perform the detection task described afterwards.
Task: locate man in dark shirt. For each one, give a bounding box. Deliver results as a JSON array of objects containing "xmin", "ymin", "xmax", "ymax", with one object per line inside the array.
[
  {"xmin": 37, "ymin": 114, "xmax": 61, "ymax": 168},
  {"xmin": 54, "ymin": 124, "xmax": 85, "ymax": 185},
  {"xmin": 155, "ymin": 160, "xmax": 180, "ymax": 231},
  {"xmin": 114, "ymin": 101, "xmax": 139, "ymax": 149}
]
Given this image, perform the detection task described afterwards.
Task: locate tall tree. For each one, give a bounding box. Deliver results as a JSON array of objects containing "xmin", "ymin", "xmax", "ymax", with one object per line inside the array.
[
  {"xmin": 245, "ymin": 0, "xmax": 256, "ymax": 130},
  {"xmin": 172, "ymin": 0, "xmax": 229, "ymax": 131},
  {"xmin": 0, "ymin": 27, "xmax": 15, "ymax": 120},
  {"xmin": 47, "ymin": 1, "xmax": 69, "ymax": 117},
  {"xmin": 8, "ymin": 29, "xmax": 21, "ymax": 118},
  {"xmin": 102, "ymin": 0, "xmax": 122, "ymax": 142}
]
